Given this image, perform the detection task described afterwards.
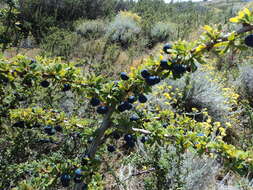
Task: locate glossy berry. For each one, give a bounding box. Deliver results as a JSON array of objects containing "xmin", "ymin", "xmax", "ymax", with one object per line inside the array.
[
  {"xmin": 0, "ymin": 74, "xmax": 9, "ymax": 84},
  {"xmin": 62, "ymin": 84, "xmax": 71, "ymax": 92},
  {"xmin": 118, "ymin": 101, "xmax": 132, "ymax": 112},
  {"xmin": 138, "ymin": 94, "xmax": 147, "ymax": 103},
  {"xmin": 40, "ymin": 80, "xmax": 50, "ymax": 88},
  {"xmin": 75, "ymin": 168, "xmax": 83, "ymax": 177},
  {"xmin": 141, "ymin": 136, "xmax": 149, "ymax": 143},
  {"xmin": 120, "ymin": 72, "xmax": 129, "ymax": 80},
  {"xmin": 44, "ymin": 125, "xmax": 56, "ymax": 135},
  {"xmin": 12, "ymin": 121, "xmax": 25, "ymax": 128},
  {"xmin": 124, "ymin": 134, "xmax": 133, "ymax": 142},
  {"xmin": 245, "ymin": 34, "xmax": 253, "ymax": 47},
  {"xmin": 107, "ymin": 145, "xmax": 116, "ymax": 152},
  {"xmin": 172, "ymin": 64, "xmax": 187, "ymax": 74},
  {"xmin": 130, "ymin": 115, "xmax": 139, "ymax": 122},
  {"xmin": 163, "ymin": 43, "xmax": 172, "ymax": 53},
  {"xmin": 31, "ymin": 59, "xmax": 36, "ymax": 64},
  {"xmin": 117, "ymin": 104, "xmax": 126, "ymax": 112},
  {"xmin": 55, "ymin": 125, "xmax": 63, "ymax": 132},
  {"xmin": 90, "ymin": 97, "xmax": 100, "ymax": 107},
  {"xmin": 125, "ymin": 102, "xmax": 133, "ymax": 110},
  {"xmin": 163, "ymin": 123, "xmax": 168, "ymax": 128},
  {"xmin": 97, "ymin": 106, "xmax": 108, "ymax": 114},
  {"xmin": 146, "ymin": 76, "xmax": 161, "ymax": 86},
  {"xmin": 127, "ymin": 96, "xmax": 136, "ymax": 104},
  {"xmin": 33, "ymin": 123, "xmax": 41, "ymax": 128},
  {"xmin": 60, "ymin": 174, "xmax": 71, "ymax": 187},
  {"xmin": 141, "ymin": 69, "xmax": 150, "ymax": 79},
  {"xmin": 160, "ymin": 59, "xmax": 170, "ymax": 70}
]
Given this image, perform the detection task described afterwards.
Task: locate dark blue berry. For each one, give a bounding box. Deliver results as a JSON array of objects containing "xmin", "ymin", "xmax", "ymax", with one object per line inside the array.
[
  {"xmin": 130, "ymin": 115, "xmax": 139, "ymax": 122},
  {"xmin": 245, "ymin": 34, "xmax": 253, "ymax": 47},
  {"xmin": 12, "ymin": 121, "xmax": 25, "ymax": 128},
  {"xmin": 120, "ymin": 72, "xmax": 129, "ymax": 80},
  {"xmin": 90, "ymin": 97, "xmax": 100, "ymax": 107},
  {"xmin": 141, "ymin": 136, "xmax": 149, "ymax": 143},
  {"xmin": 62, "ymin": 84, "xmax": 71, "ymax": 92},
  {"xmin": 126, "ymin": 102, "xmax": 133, "ymax": 110},
  {"xmin": 160, "ymin": 59, "xmax": 170, "ymax": 70},
  {"xmin": 163, "ymin": 43, "xmax": 172, "ymax": 53},
  {"xmin": 55, "ymin": 125, "xmax": 63, "ymax": 132},
  {"xmin": 75, "ymin": 168, "xmax": 83, "ymax": 177},
  {"xmin": 40, "ymin": 80, "xmax": 50, "ymax": 88},
  {"xmin": 0, "ymin": 74, "xmax": 9, "ymax": 84},
  {"xmin": 107, "ymin": 145, "xmax": 116, "ymax": 152},
  {"xmin": 44, "ymin": 125, "xmax": 56, "ymax": 135},
  {"xmin": 172, "ymin": 64, "xmax": 187, "ymax": 74},
  {"xmin": 96, "ymin": 106, "xmax": 108, "ymax": 114},
  {"xmin": 146, "ymin": 76, "xmax": 161, "ymax": 86},
  {"xmin": 138, "ymin": 94, "xmax": 147, "ymax": 103},
  {"xmin": 60, "ymin": 174, "xmax": 71, "ymax": 187},
  {"xmin": 127, "ymin": 96, "xmax": 136, "ymax": 103},
  {"xmin": 124, "ymin": 134, "xmax": 133, "ymax": 142},
  {"xmin": 141, "ymin": 69, "xmax": 150, "ymax": 78},
  {"xmin": 163, "ymin": 123, "xmax": 168, "ymax": 128},
  {"xmin": 118, "ymin": 101, "xmax": 132, "ymax": 112}
]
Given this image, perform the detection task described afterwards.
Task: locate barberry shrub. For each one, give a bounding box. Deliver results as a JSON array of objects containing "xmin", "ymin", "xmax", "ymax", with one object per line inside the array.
[{"xmin": 1, "ymin": 7, "xmax": 253, "ymax": 190}]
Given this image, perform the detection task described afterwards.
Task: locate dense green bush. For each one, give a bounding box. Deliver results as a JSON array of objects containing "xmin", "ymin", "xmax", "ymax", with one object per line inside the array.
[{"xmin": 40, "ymin": 27, "xmax": 79, "ymax": 59}]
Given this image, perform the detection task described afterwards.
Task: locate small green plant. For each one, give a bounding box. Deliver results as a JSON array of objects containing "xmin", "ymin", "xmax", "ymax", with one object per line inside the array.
[{"xmin": 40, "ymin": 27, "xmax": 79, "ymax": 59}]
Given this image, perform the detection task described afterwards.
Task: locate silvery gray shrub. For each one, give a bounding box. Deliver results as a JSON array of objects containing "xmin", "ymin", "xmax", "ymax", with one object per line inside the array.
[
  {"xmin": 148, "ymin": 66, "xmax": 235, "ymax": 123},
  {"xmin": 236, "ymin": 64, "xmax": 253, "ymax": 106},
  {"xmin": 150, "ymin": 22, "xmax": 173, "ymax": 43},
  {"xmin": 76, "ymin": 20, "xmax": 106, "ymax": 39},
  {"xmin": 106, "ymin": 13, "xmax": 141, "ymax": 47}
]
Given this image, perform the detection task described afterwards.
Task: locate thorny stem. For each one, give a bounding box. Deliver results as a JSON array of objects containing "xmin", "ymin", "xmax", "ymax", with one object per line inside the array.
[{"xmin": 87, "ymin": 105, "xmax": 116, "ymax": 158}]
